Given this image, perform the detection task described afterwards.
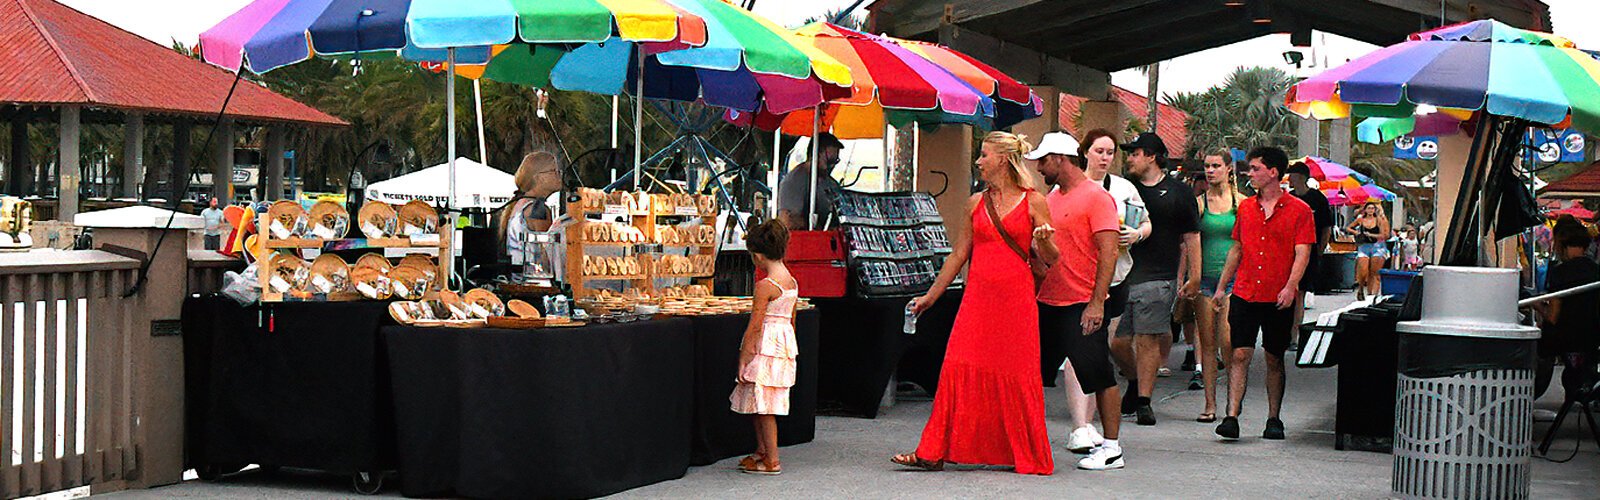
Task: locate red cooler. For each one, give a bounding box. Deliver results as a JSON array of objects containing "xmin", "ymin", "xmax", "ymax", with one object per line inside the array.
[{"xmin": 756, "ymin": 230, "xmax": 847, "ymax": 298}]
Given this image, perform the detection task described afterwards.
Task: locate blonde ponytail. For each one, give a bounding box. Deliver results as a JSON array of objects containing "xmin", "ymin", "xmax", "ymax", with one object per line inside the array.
[{"xmin": 982, "ymin": 131, "xmax": 1035, "ymax": 190}]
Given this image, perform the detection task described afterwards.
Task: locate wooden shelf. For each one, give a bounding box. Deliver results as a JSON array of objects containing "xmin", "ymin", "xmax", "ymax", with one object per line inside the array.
[
  {"xmin": 578, "ymin": 240, "xmax": 644, "ymax": 247},
  {"xmin": 581, "ymin": 275, "xmax": 646, "ymax": 281},
  {"xmin": 652, "ymin": 273, "xmax": 714, "ymax": 279},
  {"xmin": 264, "ymin": 236, "xmax": 434, "ymax": 249}
]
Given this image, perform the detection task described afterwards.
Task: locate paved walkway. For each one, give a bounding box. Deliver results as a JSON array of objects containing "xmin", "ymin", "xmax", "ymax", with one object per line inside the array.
[{"xmin": 101, "ymin": 294, "xmax": 1600, "ymax": 499}]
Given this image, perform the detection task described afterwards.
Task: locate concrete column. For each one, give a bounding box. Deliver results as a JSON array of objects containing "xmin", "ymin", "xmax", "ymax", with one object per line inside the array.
[
  {"xmin": 1012, "ymin": 86, "xmax": 1063, "ymax": 190},
  {"xmin": 1329, "ymin": 117, "xmax": 1352, "ymax": 166},
  {"xmin": 1431, "ymin": 132, "xmax": 1474, "ymax": 264},
  {"xmin": 263, "ymin": 126, "xmax": 286, "ymax": 201},
  {"xmin": 212, "ymin": 118, "xmax": 234, "ymax": 205},
  {"xmin": 58, "ymin": 105, "xmax": 80, "ymax": 220},
  {"xmin": 916, "ymin": 124, "xmax": 974, "ymax": 246},
  {"xmin": 1297, "ymin": 116, "xmax": 1320, "ymax": 159},
  {"xmin": 122, "ymin": 113, "xmax": 144, "ymax": 199},
  {"xmin": 8, "ymin": 114, "xmax": 27, "ymax": 196},
  {"xmin": 163, "ymin": 121, "xmax": 193, "ymax": 204}
]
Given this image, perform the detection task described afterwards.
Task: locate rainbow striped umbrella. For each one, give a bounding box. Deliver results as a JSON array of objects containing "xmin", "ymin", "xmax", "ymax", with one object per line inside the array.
[
  {"xmin": 1299, "ymin": 156, "xmax": 1371, "ymax": 183},
  {"xmin": 1286, "ymin": 19, "xmax": 1600, "ymax": 134}
]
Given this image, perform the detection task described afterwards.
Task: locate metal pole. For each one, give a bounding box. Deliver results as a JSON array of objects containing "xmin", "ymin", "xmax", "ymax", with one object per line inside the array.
[
  {"xmin": 912, "ymin": 121, "xmax": 921, "ymax": 189},
  {"xmin": 611, "ymin": 95, "xmax": 620, "ymax": 182},
  {"xmin": 446, "ymin": 48, "xmax": 458, "ymax": 288},
  {"xmin": 808, "ymin": 107, "xmax": 820, "ymax": 230},
  {"xmin": 770, "ymin": 129, "xmax": 781, "ymax": 219},
  {"xmin": 634, "ymin": 50, "xmax": 644, "ymax": 191},
  {"xmin": 473, "ymin": 79, "xmax": 487, "ymax": 165},
  {"xmin": 883, "ymin": 122, "xmax": 892, "ymax": 192}
]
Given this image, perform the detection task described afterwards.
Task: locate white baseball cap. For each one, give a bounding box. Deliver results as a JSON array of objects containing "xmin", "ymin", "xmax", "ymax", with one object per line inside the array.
[{"xmin": 1023, "ymin": 132, "xmax": 1081, "ymax": 161}]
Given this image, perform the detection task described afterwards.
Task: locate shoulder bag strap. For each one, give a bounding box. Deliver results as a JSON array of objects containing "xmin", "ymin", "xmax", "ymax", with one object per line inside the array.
[{"xmin": 984, "ymin": 190, "xmax": 1030, "ymax": 265}]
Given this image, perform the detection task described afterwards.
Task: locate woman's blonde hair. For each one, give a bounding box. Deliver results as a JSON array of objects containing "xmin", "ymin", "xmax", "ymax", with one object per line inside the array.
[
  {"xmin": 499, "ymin": 152, "xmax": 560, "ymax": 247},
  {"xmin": 982, "ymin": 131, "xmax": 1035, "ymax": 190}
]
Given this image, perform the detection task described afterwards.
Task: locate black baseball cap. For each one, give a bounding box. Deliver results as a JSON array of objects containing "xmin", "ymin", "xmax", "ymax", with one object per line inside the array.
[
  {"xmin": 1285, "ymin": 161, "xmax": 1312, "ymax": 177},
  {"xmin": 1119, "ymin": 132, "xmax": 1168, "ymax": 157},
  {"xmin": 816, "ymin": 132, "xmax": 844, "ymax": 151}
]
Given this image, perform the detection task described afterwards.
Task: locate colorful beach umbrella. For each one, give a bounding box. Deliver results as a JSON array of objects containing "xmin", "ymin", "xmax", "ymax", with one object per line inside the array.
[
  {"xmin": 1298, "ymin": 156, "xmax": 1371, "ymax": 183},
  {"xmin": 1285, "ymin": 19, "xmax": 1600, "ymax": 134}
]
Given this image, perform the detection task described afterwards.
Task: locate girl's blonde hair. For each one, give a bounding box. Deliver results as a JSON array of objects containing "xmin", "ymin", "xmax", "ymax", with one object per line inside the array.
[
  {"xmin": 982, "ymin": 131, "xmax": 1035, "ymax": 190},
  {"xmin": 498, "ymin": 152, "xmax": 560, "ymax": 247}
]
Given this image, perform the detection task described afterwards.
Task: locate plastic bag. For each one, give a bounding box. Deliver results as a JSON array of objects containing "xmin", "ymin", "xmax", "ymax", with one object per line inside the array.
[{"xmin": 221, "ymin": 264, "xmax": 261, "ymax": 306}]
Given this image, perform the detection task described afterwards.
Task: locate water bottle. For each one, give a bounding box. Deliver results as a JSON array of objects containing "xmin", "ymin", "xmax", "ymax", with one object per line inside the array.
[{"xmin": 903, "ymin": 302, "xmax": 920, "ymax": 335}]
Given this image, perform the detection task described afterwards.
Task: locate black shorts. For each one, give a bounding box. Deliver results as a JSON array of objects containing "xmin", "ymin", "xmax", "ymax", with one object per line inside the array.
[
  {"xmin": 1104, "ymin": 283, "xmax": 1129, "ymax": 319},
  {"xmin": 1039, "ymin": 302, "xmax": 1118, "ymax": 393},
  {"xmin": 1228, "ymin": 296, "xmax": 1295, "ymax": 357}
]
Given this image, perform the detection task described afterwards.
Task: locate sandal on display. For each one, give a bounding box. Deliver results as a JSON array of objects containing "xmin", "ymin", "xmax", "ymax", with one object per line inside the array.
[{"xmin": 890, "ymin": 453, "xmax": 944, "ymax": 471}]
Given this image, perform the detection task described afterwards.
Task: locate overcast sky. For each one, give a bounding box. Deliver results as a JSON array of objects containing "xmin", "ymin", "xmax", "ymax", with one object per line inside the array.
[{"xmin": 61, "ymin": 0, "xmax": 1600, "ymax": 99}]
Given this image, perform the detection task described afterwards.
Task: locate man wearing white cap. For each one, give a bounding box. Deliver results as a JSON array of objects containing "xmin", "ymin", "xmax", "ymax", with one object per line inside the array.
[{"xmin": 1027, "ymin": 132, "xmax": 1126, "ymax": 470}]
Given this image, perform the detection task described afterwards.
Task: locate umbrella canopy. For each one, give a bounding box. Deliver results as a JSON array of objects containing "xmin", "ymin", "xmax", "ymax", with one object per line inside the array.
[
  {"xmin": 199, "ymin": 0, "xmax": 709, "ymax": 74},
  {"xmin": 1286, "ymin": 19, "xmax": 1600, "ymax": 135},
  {"xmin": 732, "ymin": 23, "xmax": 1041, "ymax": 139},
  {"xmin": 1298, "ymin": 156, "xmax": 1372, "ymax": 183},
  {"xmin": 364, "ymin": 157, "xmax": 515, "ymax": 209}
]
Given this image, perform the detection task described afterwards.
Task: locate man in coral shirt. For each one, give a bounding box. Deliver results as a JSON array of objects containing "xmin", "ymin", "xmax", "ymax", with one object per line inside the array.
[
  {"xmin": 1209, "ymin": 146, "xmax": 1315, "ymax": 442},
  {"xmin": 1028, "ymin": 132, "xmax": 1125, "ymax": 470}
]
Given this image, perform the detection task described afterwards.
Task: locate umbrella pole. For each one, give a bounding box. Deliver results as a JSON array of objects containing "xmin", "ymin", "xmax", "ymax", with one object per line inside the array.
[
  {"xmin": 446, "ymin": 48, "xmax": 459, "ymax": 290},
  {"xmin": 809, "ymin": 107, "xmax": 820, "ymax": 230},
  {"xmin": 770, "ymin": 129, "xmax": 781, "ymax": 220},
  {"xmin": 634, "ymin": 50, "xmax": 644, "ymax": 191},
  {"xmin": 611, "ymin": 96, "xmax": 620, "ymax": 182},
  {"xmin": 474, "ymin": 79, "xmax": 487, "ymax": 165}
]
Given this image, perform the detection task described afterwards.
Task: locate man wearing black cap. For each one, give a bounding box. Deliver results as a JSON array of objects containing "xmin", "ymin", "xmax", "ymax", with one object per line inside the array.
[
  {"xmin": 778, "ymin": 133, "xmax": 845, "ymax": 229},
  {"xmin": 1285, "ymin": 161, "xmax": 1334, "ymax": 337},
  {"xmin": 1111, "ymin": 132, "xmax": 1201, "ymax": 426}
]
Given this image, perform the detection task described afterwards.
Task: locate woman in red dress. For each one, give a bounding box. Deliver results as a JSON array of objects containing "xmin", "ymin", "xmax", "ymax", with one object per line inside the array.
[{"xmin": 891, "ymin": 132, "xmax": 1060, "ymax": 475}]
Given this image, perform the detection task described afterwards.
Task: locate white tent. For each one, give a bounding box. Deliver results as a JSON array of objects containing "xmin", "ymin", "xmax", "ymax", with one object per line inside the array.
[{"xmin": 364, "ymin": 157, "xmax": 516, "ymax": 210}]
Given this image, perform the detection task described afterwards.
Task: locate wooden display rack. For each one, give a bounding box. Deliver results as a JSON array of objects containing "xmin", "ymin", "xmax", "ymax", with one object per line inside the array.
[
  {"xmin": 257, "ymin": 214, "xmax": 451, "ymax": 302},
  {"xmin": 565, "ymin": 193, "xmax": 718, "ymax": 299}
]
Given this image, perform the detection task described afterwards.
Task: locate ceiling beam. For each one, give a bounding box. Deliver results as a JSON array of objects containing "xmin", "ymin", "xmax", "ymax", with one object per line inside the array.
[
  {"xmin": 1074, "ymin": 18, "xmax": 1268, "ymax": 71},
  {"xmin": 871, "ymin": 0, "xmax": 1050, "ymax": 40},
  {"xmin": 1046, "ymin": 3, "xmax": 1238, "ymax": 63},
  {"xmin": 935, "ymin": 24, "xmax": 1110, "ymax": 100},
  {"xmin": 997, "ymin": 0, "xmax": 1171, "ymax": 40}
]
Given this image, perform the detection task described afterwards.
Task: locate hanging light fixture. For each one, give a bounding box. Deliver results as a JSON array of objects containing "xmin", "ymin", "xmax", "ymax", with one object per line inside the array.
[
  {"xmin": 1250, "ymin": 1, "xmax": 1272, "ymax": 24},
  {"xmin": 1224, "ymin": 0, "xmax": 1246, "ymax": 7}
]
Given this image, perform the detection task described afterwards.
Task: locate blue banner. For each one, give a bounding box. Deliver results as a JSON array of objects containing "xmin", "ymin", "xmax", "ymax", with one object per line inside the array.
[
  {"xmin": 1393, "ymin": 135, "xmax": 1439, "ymax": 160},
  {"xmin": 1525, "ymin": 129, "xmax": 1586, "ymax": 164}
]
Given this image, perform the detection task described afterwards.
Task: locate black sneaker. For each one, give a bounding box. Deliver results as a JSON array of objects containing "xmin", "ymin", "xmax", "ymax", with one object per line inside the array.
[
  {"xmin": 1136, "ymin": 404, "xmax": 1157, "ymax": 426},
  {"xmin": 1263, "ymin": 418, "xmax": 1286, "ymax": 440},
  {"xmin": 1187, "ymin": 372, "xmax": 1204, "ymax": 391},
  {"xmin": 1120, "ymin": 382, "xmax": 1139, "ymax": 416},
  {"xmin": 1181, "ymin": 350, "xmax": 1196, "ymax": 371},
  {"xmin": 1215, "ymin": 416, "xmax": 1240, "ymax": 440}
]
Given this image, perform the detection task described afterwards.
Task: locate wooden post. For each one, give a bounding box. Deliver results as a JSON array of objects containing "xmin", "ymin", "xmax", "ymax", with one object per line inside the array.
[
  {"xmin": 916, "ymin": 124, "xmax": 974, "ymax": 247},
  {"xmin": 8, "ymin": 113, "xmax": 27, "ymax": 196},
  {"xmin": 162, "ymin": 121, "xmax": 193, "ymax": 203},
  {"xmin": 212, "ymin": 118, "xmax": 233, "ymax": 205},
  {"xmin": 122, "ymin": 113, "xmax": 144, "ymax": 199},
  {"xmin": 1330, "ymin": 117, "xmax": 1352, "ymax": 166},
  {"xmin": 58, "ymin": 105, "xmax": 81, "ymax": 221},
  {"xmin": 263, "ymin": 126, "xmax": 286, "ymax": 201}
]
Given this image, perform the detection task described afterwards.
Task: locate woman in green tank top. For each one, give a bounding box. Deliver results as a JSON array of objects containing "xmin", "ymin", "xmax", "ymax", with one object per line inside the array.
[{"xmin": 1181, "ymin": 150, "xmax": 1245, "ymax": 423}]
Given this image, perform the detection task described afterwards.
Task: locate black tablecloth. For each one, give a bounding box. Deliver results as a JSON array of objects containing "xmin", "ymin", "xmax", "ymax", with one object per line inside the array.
[
  {"xmin": 181, "ymin": 296, "xmax": 397, "ymax": 474},
  {"xmin": 811, "ymin": 290, "xmax": 963, "ymax": 418},
  {"xmin": 688, "ymin": 310, "xmax": 819, "ymax": 465},
  {"xmin": 383, "ymin": 319, "xmax": 696, "ymax": 499}
]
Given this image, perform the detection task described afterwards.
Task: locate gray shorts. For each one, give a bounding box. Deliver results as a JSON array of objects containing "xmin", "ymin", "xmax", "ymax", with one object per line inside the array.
[{"xmin": 1115, "ymin": 280, "xmax": 1176, "ymax": 337}]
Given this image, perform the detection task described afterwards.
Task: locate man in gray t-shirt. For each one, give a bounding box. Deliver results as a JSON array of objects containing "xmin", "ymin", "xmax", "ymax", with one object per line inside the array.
[
  {"xmin": 778, "ymin": 133, "xmax": 844, "ymax": 230},
  {"xmin": 200, "ymin": 197, "xmax": 226, "ymax": 250}
]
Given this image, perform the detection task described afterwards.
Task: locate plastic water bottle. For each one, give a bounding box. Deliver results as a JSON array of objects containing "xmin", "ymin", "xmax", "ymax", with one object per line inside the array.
[{"xmin": 903, "ymin": 302, "xmax": 920, "ymax": 334}]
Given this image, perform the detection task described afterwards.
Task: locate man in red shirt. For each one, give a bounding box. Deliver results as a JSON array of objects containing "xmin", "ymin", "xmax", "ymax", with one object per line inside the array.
[
  {"xmin": 1027, "ymin": 132, "xmax": 1125, "ymax": 470},
  {"xmin": 1209, "ymin": 146, "xmax": 1315, "ymax": 442}
]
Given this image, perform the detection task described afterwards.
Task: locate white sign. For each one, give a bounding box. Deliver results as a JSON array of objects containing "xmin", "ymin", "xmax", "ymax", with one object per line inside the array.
[{"xmin": 1417, "ymin": 140, "xmax": 1439, "ymax": 160}]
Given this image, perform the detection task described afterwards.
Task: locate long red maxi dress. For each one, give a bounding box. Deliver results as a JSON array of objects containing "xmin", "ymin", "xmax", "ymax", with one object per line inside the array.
[{"xmin": 913, "ymin": 198, "xmax": 1054, "ymax": 475}]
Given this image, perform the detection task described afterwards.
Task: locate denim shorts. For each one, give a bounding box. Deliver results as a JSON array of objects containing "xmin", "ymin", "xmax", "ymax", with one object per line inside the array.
[
  {"xmin": 1357, "ymin": 242, "xmax": 1389, "ymax": 259},
  {"xmin": 1199, "ymin": 276, "xmax": 1232, "ymax": 296}
]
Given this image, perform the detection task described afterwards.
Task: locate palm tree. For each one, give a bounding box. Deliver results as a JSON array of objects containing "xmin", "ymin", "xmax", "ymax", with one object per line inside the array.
[{"xmin": 1164, "ymin": 66, "xmax": 1298, "ymax": 159}]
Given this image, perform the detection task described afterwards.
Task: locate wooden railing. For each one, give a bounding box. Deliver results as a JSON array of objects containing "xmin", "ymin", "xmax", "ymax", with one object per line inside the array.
[
  {"xmin": 187, "ymin": 251, "xmax": 243, "ymax": 296},
  {"xmin": 0, "ymin": 251, "xmax": 142, "ymax": 499}
]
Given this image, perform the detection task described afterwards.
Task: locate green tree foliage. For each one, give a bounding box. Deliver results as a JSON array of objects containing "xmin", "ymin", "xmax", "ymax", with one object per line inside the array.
[{"xmin": 1164, "ymin": 66, "xmax": 1298, "ymax": 159}]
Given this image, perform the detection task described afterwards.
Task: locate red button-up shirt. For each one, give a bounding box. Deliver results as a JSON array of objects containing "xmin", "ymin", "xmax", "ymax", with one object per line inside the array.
[{"xmin": 1231, "ymin": 193, "xmax": 1316, "ymax": 304}]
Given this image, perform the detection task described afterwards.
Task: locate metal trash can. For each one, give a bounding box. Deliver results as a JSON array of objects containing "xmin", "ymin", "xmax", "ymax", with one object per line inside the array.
[{"xmin": 1393, "ymin": 267, "xmax": 1540, "ymax": 500}]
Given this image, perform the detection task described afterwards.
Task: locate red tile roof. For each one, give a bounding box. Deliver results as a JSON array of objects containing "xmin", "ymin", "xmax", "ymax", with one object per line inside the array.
[
  {"xmin": 1058, "ymin": 85, "xmax": 1189, "ymax": 158},
  {"xmin": 0, "ymin": 0, "xmax": 344, "ymax": 126},
  {"xmin": 1544, "ymin": 161, "xmax": 1600, "ymax": 195}
]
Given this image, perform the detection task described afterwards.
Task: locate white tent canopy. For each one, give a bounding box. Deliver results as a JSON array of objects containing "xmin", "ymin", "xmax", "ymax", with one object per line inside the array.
[{"xmin": 365, "ymin": 157, "xmax": 516, "ymax": 210}]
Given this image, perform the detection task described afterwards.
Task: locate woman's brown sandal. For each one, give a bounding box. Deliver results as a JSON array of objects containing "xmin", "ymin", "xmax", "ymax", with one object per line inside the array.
[
  {"xmin": 737, "ymin": 454, "xmax": 763, "ymax": 470},
  {"xmin": 891, "ymin": 453, "xmax": 944, "ymax": 471},
  {"xmin": 738, "ymin": 459, "xmax": 782, "ymax": 475}
]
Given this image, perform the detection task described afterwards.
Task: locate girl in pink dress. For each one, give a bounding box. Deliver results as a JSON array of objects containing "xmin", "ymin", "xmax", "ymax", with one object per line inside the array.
[{"xmin": 731, "ymin": 220, "xmax": 798, "ymax": 475}]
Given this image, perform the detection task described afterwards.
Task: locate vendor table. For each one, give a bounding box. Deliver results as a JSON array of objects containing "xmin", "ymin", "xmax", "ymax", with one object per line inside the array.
[
  {"xmin": 811, "ymin": 289, "xmax": 963, "ymax": 418},
  {"xmin": 181, "ymin": 296, "xmax": 397, "ymax": 477},
  {"xmin": 687, "ymin": 310, "xmax": 819, "ymax": 465},
  {"xmin": 383, "ymin": 320, "xmax": 697, "ymax": 499}
]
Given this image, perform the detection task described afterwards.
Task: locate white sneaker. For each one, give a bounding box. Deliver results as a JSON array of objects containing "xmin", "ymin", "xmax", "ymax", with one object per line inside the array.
[
  {"xmin": 1066, "ymin": 426, "xmax": 1101, "ymax": 454},
  {"xmin": 1077, "ymin": 445, "xmax": 1125, "ymax": 471}
]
